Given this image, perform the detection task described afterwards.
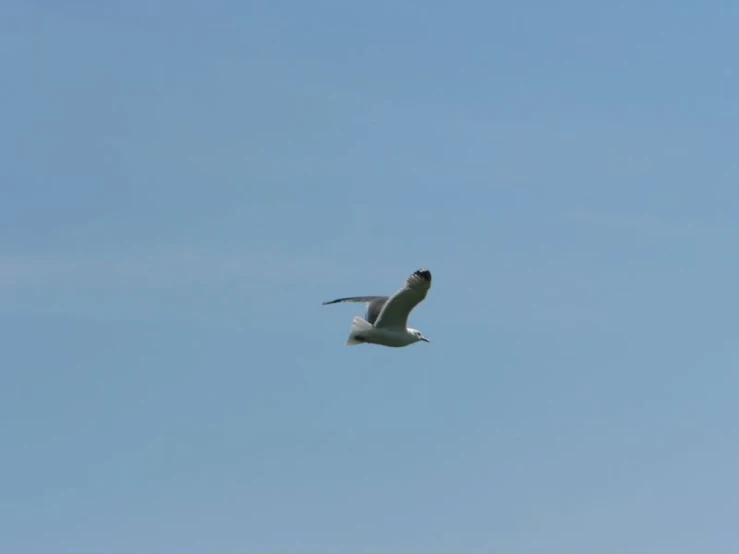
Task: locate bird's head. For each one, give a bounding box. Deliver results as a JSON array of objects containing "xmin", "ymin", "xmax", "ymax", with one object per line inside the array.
[{"xmin": 409, "ymin": 328, "xmax": 430, "ymax": 343}]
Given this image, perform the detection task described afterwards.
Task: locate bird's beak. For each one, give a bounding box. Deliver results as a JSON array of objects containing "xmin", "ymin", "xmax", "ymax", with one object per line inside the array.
[{"xmin": 420, "ymin": 336, "xmax": 430, "ymax": 343}]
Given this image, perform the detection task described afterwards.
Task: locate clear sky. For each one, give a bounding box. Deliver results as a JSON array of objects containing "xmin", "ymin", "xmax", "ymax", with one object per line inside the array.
[{"xmin": 2, "ymin": 1, "xmax": 738, "ymax": 553}]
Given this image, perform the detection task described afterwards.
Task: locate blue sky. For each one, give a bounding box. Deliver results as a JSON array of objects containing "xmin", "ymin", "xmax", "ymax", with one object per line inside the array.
[{"xmin": 2, "ymin": 1, "xmax": 738, "ymax": 553}]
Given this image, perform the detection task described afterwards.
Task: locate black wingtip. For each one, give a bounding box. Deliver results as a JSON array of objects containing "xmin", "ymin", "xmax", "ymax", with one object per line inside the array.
[{"xmin": 413, "ymin": 268, "xmax": 432, "ymax": 282}]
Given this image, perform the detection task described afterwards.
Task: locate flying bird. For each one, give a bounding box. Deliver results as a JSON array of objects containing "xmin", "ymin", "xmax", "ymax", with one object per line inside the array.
[{"xmin": 322, "ymin": 268, "xmax": 432, "ymax": 347}]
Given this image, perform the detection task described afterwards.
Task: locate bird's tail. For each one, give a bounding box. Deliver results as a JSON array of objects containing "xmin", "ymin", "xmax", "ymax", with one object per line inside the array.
[{"xmin": 347, "ymin": 316, "xmax": 373, "ymax": 346}]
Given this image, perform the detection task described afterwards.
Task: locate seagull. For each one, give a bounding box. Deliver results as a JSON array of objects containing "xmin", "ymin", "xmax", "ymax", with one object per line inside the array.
[{"xmin": 322, "ymin": 268, "xmax": 432, "ymax": 347}]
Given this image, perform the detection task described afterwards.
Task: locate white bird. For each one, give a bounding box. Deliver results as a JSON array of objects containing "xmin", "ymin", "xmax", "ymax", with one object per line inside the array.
[{"xmin": 322, "ymin": 268, "xmax": 432, "ymax": 347}]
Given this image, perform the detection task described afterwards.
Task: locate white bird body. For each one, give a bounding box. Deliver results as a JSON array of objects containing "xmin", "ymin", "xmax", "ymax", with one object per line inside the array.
[
  {"xmin": 323, "ymin": 268, "xmax": 432, "ymax": 348},
  {"xmin": 346, "ymin": 316, "xmax": 425, "ymax": 347}
]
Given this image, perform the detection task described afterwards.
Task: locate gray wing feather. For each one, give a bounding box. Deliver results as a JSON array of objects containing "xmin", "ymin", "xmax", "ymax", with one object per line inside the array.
[
  {"xmin": 322, "ymin": 295, "xmax": 389, "ymax": 325},
  {"xmin": 374, "ymin": 269, "xmax": 432, "ymax": 330}
]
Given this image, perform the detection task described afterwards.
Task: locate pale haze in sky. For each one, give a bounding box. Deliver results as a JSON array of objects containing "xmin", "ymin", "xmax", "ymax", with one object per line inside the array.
[{"xmin": 2, "ymin": 2, "xmax": 738, "ymax": 553}]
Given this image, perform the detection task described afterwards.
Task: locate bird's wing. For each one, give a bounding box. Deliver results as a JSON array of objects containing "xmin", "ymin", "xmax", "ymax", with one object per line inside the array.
[
  {"xmin": 373, "ymin": 269, "xmax": 432, "ymax": 330},
  {"xmin": 322, "ymin": 295, "xmax": 389, "ymax": 325}
]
